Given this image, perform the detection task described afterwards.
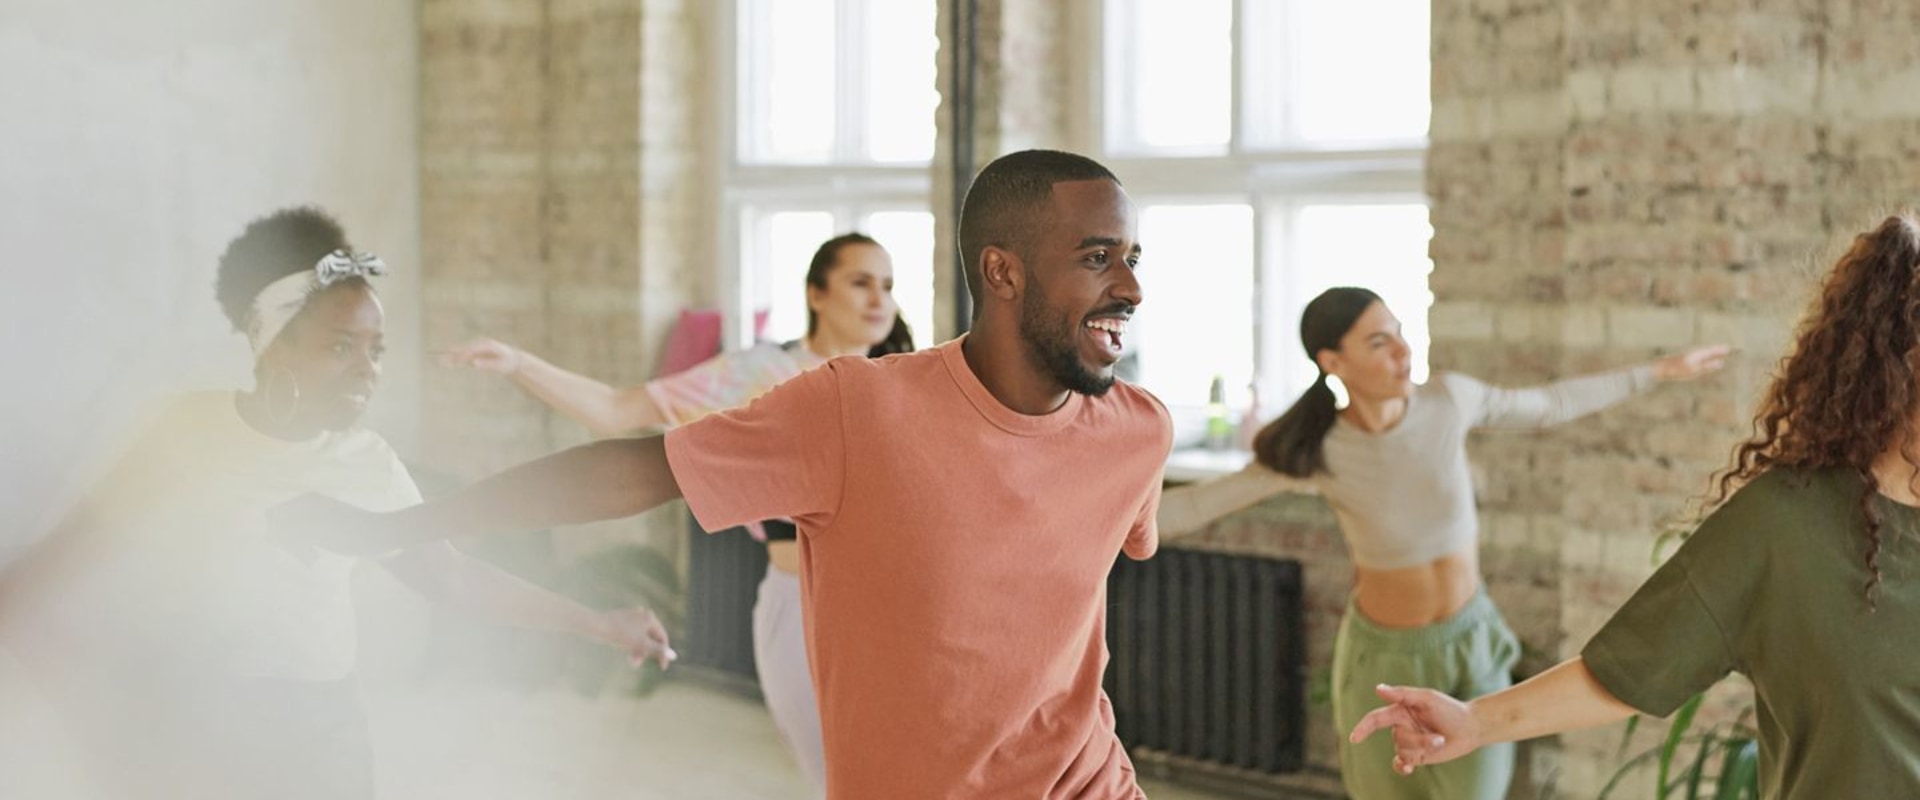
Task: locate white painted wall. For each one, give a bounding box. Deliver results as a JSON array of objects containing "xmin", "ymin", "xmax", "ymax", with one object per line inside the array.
[{"xmin": 0, "ymin": 0, "xmax": 422, "ymax": 549}]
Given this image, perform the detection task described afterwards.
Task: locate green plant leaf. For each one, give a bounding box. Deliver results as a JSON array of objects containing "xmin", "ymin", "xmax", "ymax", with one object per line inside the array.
[
  {"xmin": 1712, "ymin": 739, "xmax": 1759, "ymax": 800},
  {"xmin": 1658, "ymin": 694, "xmax": 1707, "ymax": 799},
  {"xmin": 1602, "ymin": 732, "xmax": 1717, "ymax": 800},
  {"xmin": 1600, "ymin": 743, "xmax": 1664, "ymax": 799},
  {"xmin": 1683, "ymin": 730, "xmax": 1719, "ymax": 799},
  {"xmin": 1616, "ymin": 714, "xmax": 1643, "ymax": 761},
  {"xmin": 1653, "ymin": 528, "xmax": 1689, "ymax": 564}
]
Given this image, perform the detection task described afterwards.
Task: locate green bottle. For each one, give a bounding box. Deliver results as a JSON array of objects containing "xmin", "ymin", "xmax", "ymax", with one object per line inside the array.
[{"xmin": 1205, "ymin": 374, "xmax": 1232, "ymax": 451}]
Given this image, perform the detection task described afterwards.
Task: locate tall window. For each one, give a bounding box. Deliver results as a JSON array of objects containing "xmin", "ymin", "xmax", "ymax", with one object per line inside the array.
[
  {"xmin": 726, "ymin": 0, "xmax": 940, "ymax": 349},
  {"xmin": 1097, "ymin": 0, "xmax": 1433, "ymax": 421}
]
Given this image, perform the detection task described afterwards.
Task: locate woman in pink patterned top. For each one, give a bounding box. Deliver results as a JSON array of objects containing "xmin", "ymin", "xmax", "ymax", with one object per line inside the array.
[{"xmin": 443, "ymin": 233, "xmax": 911, "ymax": 795}]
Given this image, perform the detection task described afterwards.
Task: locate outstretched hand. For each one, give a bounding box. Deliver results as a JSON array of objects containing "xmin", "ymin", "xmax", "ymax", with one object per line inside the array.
[
  {"xmin": 1652, "ymin": 344, "xmax": 1731, "ymax": 383},
  {"xmin": 441, "ymin": 337, "xmax": 522, "ymax": 375},
  {"xmin": 1348, "ymin": 684, "xmax": 1484, "ymax": 776},
  {"xmin": 597, "ymin": 607, "xmax": 677, "ymax": 670}
]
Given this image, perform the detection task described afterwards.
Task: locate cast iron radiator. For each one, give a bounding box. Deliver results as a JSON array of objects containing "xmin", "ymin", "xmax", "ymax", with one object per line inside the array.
[
  {"xmin": 681, "ymin": 515, "xmax": 766, "ymax": 684},
  {"xmin": 1106, "ymin": 547, "xmax": 1307, "ymax": 775}
]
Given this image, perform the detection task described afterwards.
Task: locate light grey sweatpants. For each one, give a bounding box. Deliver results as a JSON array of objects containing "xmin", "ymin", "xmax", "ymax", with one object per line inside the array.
[{"xmin": 752, "ymin": 567, "xmax": 825, "ymax": 797}]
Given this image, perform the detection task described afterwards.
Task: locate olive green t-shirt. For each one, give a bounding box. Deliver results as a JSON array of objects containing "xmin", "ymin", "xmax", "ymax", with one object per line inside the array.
[{"xmin": 1583, "ymin": 468, "xmax": 1920, "ymax": 798}]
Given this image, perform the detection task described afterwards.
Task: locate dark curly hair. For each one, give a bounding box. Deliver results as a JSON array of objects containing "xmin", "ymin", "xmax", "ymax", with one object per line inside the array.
[
  {"xmin": 1702, "ymin": 214, "xmax": 1920, "ymax": 606},
  {"xmin": 213, "ymin": 206, "xmax": 352, "ymax": 333}
]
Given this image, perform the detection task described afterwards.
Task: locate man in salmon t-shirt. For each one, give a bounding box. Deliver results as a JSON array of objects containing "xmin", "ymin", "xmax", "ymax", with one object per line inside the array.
[{"xmin": 289, "ymin": 149, "xmax": 1174, "ymax": 799}]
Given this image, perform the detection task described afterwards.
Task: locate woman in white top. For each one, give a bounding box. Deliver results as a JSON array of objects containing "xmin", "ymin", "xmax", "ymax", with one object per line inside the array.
[
  {"xmin": 1158, "ymin": 286, "xmax": 1726, "ymax": 800},
  {"xmin": 0, "ymin": 207, "xmax": 671, "ymax": 800},
  {"xmin": 442, "ymin": 232, "xmax": 911, "ymax": 795}
]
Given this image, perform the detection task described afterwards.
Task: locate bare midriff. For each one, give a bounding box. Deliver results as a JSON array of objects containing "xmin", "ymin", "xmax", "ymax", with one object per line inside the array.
[
  {"xmin": 767, "ymin": 539, "xmax": 802, "ymax": 574},
  {"xmin": 1350, "ymin": 548, "xmax": 1480, "ymax": 628}
]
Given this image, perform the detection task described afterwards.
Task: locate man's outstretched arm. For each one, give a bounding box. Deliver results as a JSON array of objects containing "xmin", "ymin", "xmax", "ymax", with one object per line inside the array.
[{"xmin": 281, "ymin": 436, "xmax": 680, "ymax": 555}]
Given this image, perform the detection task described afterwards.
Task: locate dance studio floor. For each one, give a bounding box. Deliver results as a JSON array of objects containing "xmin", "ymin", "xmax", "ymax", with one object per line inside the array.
[{"xmin": 368, "ymin": 678, "xmax": 1244, "ymax": 800}]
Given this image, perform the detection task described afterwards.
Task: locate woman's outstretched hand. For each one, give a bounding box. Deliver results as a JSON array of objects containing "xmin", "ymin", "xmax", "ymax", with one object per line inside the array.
[
  {"xmin": 1652, "ymin": 344, "xmax": 1732, "ymax": 382},
  {"xmin": 595, "ymin": 607, "xmax": 677, "ymax": 670},
  {"xmin": 1348, "ymin": 684, "xmax": 1484, "ymax": 776},
  {"xmin": 441, "ymin": 337, "xmax": 523, "ymax": 376}
]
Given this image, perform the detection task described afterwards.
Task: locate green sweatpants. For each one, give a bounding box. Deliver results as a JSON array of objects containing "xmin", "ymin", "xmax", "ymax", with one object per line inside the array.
[{"xmin": 1332, "ymin": 588, "xmax": 1521, "ymax": 800}]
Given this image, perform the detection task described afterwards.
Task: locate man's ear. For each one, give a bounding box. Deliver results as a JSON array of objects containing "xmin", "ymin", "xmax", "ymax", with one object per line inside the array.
[{"xmin": 980, "ymin": 245, "xmax": 1025, "ymax": 305}]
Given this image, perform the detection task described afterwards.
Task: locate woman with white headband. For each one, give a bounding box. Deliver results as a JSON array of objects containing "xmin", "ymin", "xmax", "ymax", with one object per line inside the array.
[{"xmin": 0, "ymin": 207, "xmax": 673, "ymax": 800}]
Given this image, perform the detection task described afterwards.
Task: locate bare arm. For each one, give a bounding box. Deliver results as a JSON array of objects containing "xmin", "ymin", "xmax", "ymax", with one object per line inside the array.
[
  {"xmin": 444, "ymin": 338, "xmax": 666, "ymax": 437},
  {"xmin": 383, "ymin": 543, "xmax": 674, "ymax": 667},
  {"xmin": 278, "ymin": 436, "xmax": 682, "ymax": 556},
  {"xmin": 1157, "ymin": 465, "xmax": 1314, "ymax": 540},
  {"xmin": 1349, "ymin": 656, "xmax": 1639, "ymax": 775}
]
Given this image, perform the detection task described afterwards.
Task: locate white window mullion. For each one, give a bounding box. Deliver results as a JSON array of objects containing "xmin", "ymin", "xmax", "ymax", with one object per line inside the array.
[
  {"xmin": 1249, "ymin": 190, "xmax": 1274, "ymax": 413},
  {"xmin": 725, "ymin": 0, "xmax": 758, "ymax": 349},
  {"xmin": 1273, "ymin": 199, "xmax": 1306, "ymax": 405},
  {"xmin": 837, "ymin": 0, "xmax": 867, "ymax": 163},
  {"xmin": 722, "ymin": 200, "xmax": 752, "ymax": 350},
  {"xmin": 1100, "ymin": 0, "xmax": 1131, "ymax": 153},
  {"xmin": 1227, "ymin": 0, "xmax": 1245, "ymax": 157},
  {"xmin": 1236, "ymin": 0, "xmax": 1293, "ymax": 150},
  {"xmin": 1278, "ymin": 0, "xmax": 1298, "ymax": 147}
]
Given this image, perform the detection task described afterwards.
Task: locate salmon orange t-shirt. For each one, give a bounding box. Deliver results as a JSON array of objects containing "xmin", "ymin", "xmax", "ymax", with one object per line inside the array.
[{"xmin": 665, "ymin": 336, "xmax": 1172, "ymax": 799}]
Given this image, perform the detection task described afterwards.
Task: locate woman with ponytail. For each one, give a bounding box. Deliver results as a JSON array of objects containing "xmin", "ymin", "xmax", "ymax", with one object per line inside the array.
[{"xmin": 1158, "ymin": 286, "xmax": 1727, "ymax": 799}]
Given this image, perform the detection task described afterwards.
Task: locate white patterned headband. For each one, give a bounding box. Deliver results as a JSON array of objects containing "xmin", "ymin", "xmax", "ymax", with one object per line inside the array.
[{"xmin": 246, "ymin": 249, "xmax": 388, "ymax": 356}]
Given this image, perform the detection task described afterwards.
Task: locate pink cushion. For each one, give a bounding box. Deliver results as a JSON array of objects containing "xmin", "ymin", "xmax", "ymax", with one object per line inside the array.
[{"xmin": 656, "ymin": 309, "xmax": 770, "ymax": 377}]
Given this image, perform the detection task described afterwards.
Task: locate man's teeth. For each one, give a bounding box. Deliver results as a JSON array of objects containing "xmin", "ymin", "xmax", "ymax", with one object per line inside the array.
[{"xmin": 1086, "ymin": 319, "xmax": 1127, "ymax": 333}]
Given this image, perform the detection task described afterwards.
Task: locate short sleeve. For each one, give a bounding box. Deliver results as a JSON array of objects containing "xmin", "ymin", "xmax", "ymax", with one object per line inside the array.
[
  {"xmin": 321, "ymin": 430, "xmax": 423, "ymax": 511},
  {"xmin": 664, "ymin": 362, "xmax": 846, "ymax": 533},
  {"xmin": 331, "ymin": 436, "xmax": 427, "ymax": 560},
  {"xmin": 1123, "ymin": 483, "xmax": 1162, "ymax": 561},
  {"xmin": 1123, "ymin": 388, "xmax": 1175, "ymax": 561},
  {"xmin": 1581, "ymin": 503, "xmax": 1758, "ymax": 717}
]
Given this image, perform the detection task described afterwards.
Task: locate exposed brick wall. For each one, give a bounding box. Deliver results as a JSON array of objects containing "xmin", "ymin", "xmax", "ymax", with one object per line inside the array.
[
  {"xmin": 1429, "ymin": 1, "xmax": 1920, "ymax": 795},
  {"xmin": 418, "ymin": 0, "xmax": 709, "ymax": 557},
  {"xmin": 420, "ymin": 0, "xmax": 551, "ymax": 476}
]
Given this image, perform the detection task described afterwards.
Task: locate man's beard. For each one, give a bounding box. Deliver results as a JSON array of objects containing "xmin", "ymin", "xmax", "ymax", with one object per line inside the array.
[{"xmin": 1019, "ymin": 280, "xmax": 1116, "ymax": 397}]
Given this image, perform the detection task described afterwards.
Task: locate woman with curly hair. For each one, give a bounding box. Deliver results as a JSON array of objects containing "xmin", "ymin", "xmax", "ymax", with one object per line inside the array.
[{"xmin": 1350, "ymin": 214, "xmax": 1920, "ymax": 798}]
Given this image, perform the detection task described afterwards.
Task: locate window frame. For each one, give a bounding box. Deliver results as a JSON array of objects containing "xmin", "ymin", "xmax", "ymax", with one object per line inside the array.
[
  {"xmin": 717, "ymin": 0, "xmax": 938, "ymax": 350},
  {"xmin": 1079, "ymin": 0, "xmax": 1431, "ymax": 416}
]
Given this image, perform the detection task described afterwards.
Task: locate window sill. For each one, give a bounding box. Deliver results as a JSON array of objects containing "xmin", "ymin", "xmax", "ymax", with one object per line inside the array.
[{"xmin": 1162, "ymin": 447, "xmax": 1254, "ymax": 484}]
